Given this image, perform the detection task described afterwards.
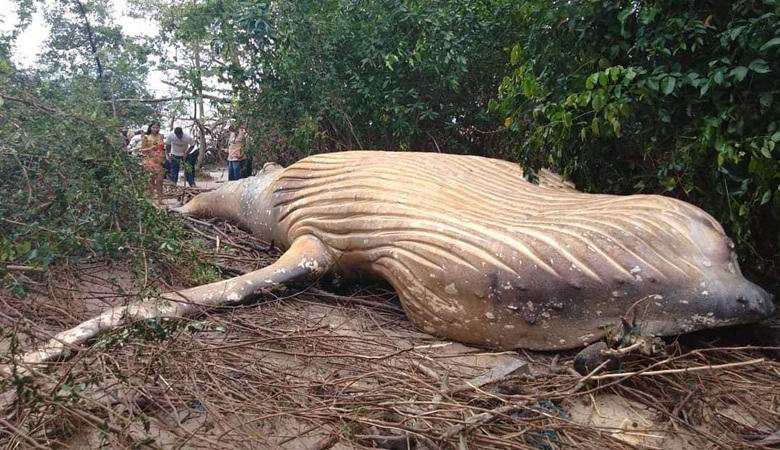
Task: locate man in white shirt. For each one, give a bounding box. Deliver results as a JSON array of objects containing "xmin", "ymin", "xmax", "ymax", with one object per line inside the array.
[{"xmin": 165, "ymin": 127, "xmax": 196, "ymax": 184}]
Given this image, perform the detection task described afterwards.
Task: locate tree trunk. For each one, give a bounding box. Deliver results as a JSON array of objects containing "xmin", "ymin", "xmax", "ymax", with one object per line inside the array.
[
  {"xmin": 73, "ymin": 0, "xmax": 116, "ymax": 118},
  {"xmin": 193, "ymin": 42, "xmax": 209, "ymax": 170}
]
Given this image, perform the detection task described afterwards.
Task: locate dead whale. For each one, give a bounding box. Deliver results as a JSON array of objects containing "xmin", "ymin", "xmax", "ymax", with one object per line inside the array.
[{"xmin": 7, "ymin": 151, "xmax": 775, "ymax": 370}]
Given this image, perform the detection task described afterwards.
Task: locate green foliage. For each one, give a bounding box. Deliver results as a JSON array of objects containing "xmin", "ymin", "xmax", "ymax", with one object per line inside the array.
[
  {"xmin": 492, "ymin": 0, "xmax": 780, "ymax": 278},
  {"xmin": 171, "ymin": 0, "xmax": 523, "ymax": 162},
  {"xmin": 21, "ymin": 0, "xmax": 160, "ymax": 123},
  {"xmin": 0, "ymin": 38, "xmax": 184, "ymax": 292}
]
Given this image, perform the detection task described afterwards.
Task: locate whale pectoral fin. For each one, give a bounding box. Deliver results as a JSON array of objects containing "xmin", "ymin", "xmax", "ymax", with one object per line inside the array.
[{"xmin": 5, "ymin": 235, "xmax": 333, "ymax": 375}]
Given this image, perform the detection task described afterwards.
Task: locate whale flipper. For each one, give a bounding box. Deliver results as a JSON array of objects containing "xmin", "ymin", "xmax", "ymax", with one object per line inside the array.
[{"xmin": 3, "ymin": 235, "xmax": 333, "ymax": 375}]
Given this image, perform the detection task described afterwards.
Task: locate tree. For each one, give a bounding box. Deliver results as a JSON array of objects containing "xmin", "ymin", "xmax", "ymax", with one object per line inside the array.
[
  {"xmin": 0, "ymin": 0, "xmax": 184, "ymax": 293},
  {"xmin": 28, "ymin": 0, "xmax": 159, "ymax": 122},
  {"xmin": 153, "ymin": 0, "xmax": 523, "ymax": 163}
]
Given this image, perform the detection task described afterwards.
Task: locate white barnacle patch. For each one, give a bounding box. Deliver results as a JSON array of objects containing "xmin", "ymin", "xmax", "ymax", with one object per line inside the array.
[
  {"xmin": 504, "ymin": 324, "xmax": 515, "ymax": 329},
  {"xmin": 680, "ymin": 300, "xmax": 689, "ymax": 304},
  {"xmin": 651, "ymin": 294, "xmax": 664, "ymax": 300},
  {"xmin": 298, "ymin": 257, "xmax": 321, "ymax": 272},
  {"xmin": 690, "ymin": 313, "xmax": 718, "ymax": 327},
  {"xmin": 559, "ymin": 339, "xmax": 567, "ymax": 345},
  {"xmin": 444, "ymin": 283, "xmax": 458, "ymax": 295},
  {"xmin": 700, "ymin": 281, "xmax": 707, "ymax": 288},
  {"xmin": 701, "ymin": 290, "xmax": 709, "ymax": 296},
  {"xmin": 502, "ymin": 282, "xmax": 513, "ymax": 291},
  {"xmin": 611, "ymin": 290, "xmax": 627, "ymax": 298},
  {"xmin": 484, "ymin": 312, "xmax": 496, "ymax": 320},
  {"xmin": 227, "ymin": 292, "xmax": 241, "ymax": 302},
  {"xmin": 506, "ymin": 304, "xmax": 519, "ymax": 311}
]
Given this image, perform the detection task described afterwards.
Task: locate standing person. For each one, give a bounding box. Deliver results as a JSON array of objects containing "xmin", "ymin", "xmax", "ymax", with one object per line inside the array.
[
  {"xmin": 227, "ymin": 124, "xmax": 248, "ymax": 181},
  {"xmin": 138, "ymin": 122, "xmax": 165, "ymax": 206},
  {"xmin": 165, "ymin": 127, "xmax": 196, "ymax": 184}
]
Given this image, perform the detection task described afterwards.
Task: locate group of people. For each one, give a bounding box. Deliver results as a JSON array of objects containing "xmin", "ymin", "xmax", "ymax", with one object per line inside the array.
[{"xmin": 127, "ymin": 122, "xmax": 250, "ymax": 206}]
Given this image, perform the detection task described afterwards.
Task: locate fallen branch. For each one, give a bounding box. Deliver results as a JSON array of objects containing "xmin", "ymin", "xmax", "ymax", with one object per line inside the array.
[
  {"xmin": 589, "ymin": 358, "xmax": 765, "ymax": 380},
  {"xmin": 0, "ymin": 93, "xmax": 57, "ymax": 113},
  {"xmin": 3, "ymin": 265, "xmax": 44, "ymax": 273},
  {"xmin": 109, "ymin": 96, "xmax": 209, "ymax": 104}
]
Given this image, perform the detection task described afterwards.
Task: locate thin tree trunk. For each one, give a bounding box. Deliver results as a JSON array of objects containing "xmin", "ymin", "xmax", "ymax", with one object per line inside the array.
[
  {"xmin": 193, "ymin": 42, "xmax": 209, "ymax": 170},
  {"xmin": 73, "ymin": 0, "xmax": 116, "ymax": 118}
]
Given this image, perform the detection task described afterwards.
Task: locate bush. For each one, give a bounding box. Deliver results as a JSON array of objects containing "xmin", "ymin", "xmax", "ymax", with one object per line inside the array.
[
  {"xmin": 491, "ymin": 0, "xmax": 780, "ymax": 282},
  {"xmin": 0, "ymin": 71, "xmax": 184, "ymax": 293}
]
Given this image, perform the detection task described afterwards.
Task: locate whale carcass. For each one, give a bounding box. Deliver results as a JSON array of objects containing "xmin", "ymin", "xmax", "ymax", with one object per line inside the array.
[{"xmin": 10, "ymin": 151, "xmax": 775, "ymax": 369}]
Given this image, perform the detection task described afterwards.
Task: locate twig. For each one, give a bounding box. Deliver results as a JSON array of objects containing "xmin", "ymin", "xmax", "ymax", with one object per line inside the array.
[
  {"xmin": 589, "ymin": 358, "xmax": 765, "ymax": 380},
  {"xmin": 4, "ymin": 265, "xmax": 44, "ymax": 273}
]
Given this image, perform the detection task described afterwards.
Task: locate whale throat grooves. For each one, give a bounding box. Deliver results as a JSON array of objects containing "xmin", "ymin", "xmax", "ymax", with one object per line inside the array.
[{"xmin": 268, "ymin": 151, "xmax": 739, "ymax": 350}]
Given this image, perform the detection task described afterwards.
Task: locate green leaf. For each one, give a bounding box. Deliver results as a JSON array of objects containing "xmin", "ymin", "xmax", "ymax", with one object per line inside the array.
[
  {"xmin": 759, "ymin": 37, "xmax": 780, "ymax": 52},
  {"xmin": 729, "ymin": 66, "xmax": 748, "ymax": 82},
  {"xmin": 591, "ymin": 118, "xmax": 600, "ymax": 137},
  {"xmin": 592, "ymin": 91, "xmax": 604, "ymax": 111},
  {"xmin": 585, "ymin": 73, "xmax": 597, "ymax": 90},
  {"xmin": 598, "ymin": 72, "xmax": 609, "ymax": 87},
  {"xmin": 661, "ymin": 76, "xmax": 676, "ymax": 95},
  {"xmin": 510, "ymin": 45, "xmax": 522, "ymax": 65},
  {"xmin": 761, "ymin": 190, "xmax": 772, "ymax": 205},
  {"xmin": 562, "ymin": 112, "xmax": 572, "ymax": 128},
  {"xmin": 647, "ymin": 78, "xmax": 659, "ymax": 91},
  {"xmin": 748, "ymin": 59, "xmax": 770, "ymax": 73}
]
